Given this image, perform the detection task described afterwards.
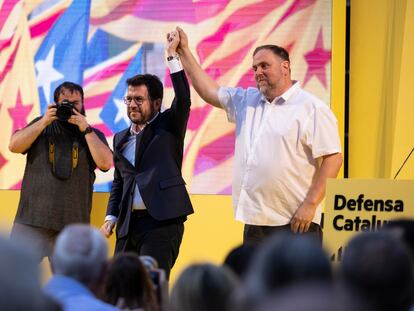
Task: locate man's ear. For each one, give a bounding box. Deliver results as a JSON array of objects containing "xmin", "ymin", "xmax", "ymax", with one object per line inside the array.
[
  {"xmin": 155, "ymin": 98, "xmax": 162, "ymax": 111},
  {"xmin": 282, "ymin": 61, "xmax": 290, "ymax": 75}
]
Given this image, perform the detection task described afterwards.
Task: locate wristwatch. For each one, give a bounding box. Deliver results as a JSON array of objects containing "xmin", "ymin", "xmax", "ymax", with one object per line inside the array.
[
  {"xmin": 81, "ymin": 125, "xmax": 93, "ymax": 136},
  {"xmin": 167, "ymin": 54, "xmax": 179, "ymax": 61}
]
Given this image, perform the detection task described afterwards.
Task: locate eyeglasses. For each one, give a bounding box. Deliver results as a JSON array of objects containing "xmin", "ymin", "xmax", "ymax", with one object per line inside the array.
[{"xmin": 123, "ymin": 96, "xmax": 148, "ymax": 106}]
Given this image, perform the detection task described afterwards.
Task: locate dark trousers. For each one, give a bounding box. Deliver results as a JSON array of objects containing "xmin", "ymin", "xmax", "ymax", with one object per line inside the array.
[
  {"xmin": 115, "ymin": 211, "xmax": 184, "ymax": 280},
  {"xmin": 243, "ymin": 223, "xmax": 322, "ymax": 245}
]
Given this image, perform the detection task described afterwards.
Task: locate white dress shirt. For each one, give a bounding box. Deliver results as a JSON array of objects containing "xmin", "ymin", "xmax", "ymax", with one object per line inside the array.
[{"xmin": 218, "ymin": 81, "xmax": 342, "ymax": 226}]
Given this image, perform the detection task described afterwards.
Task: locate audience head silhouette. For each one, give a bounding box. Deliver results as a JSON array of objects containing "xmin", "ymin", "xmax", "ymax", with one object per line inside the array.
[
  {"xmin": 104, "ymin": 252, "xmax": 158, "ymax": 311},
  {"xmin": 223, "ymin": 243, "xmax": 257, "ymax": 279},
  {"xmin": 340, "ymin": 231, "xmax": 413, "ymax": 311},
  {"xmin": 51, "ymin": 224, "xmax": 108, "ymax": 285},
  {"xmin": 0, "ymin": 236, "xmax": 61, "ymax": 310},
  {"xmin": 169, "ymin": 263, "xmax": 238, "ymax": 311},
  {"xmin": 240, "ymin": 233, "xmax": 332, "ymax": 309}
]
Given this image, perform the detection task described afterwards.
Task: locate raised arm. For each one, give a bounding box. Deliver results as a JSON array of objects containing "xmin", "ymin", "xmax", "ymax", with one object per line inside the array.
[
  {"xmin": 166, "ymin": 29, "xmax": 191, "ymax": 138},
  {"xmin": 175, "ymin": 27, "xmax": 222, "ymax": 108},
  {"xmin": 9, "ymin": 104, "xmax": 57, "ymax": 154}
]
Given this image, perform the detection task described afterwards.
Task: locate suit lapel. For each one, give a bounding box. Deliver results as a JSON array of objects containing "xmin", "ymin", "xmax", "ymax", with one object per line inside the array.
[
  {"xmin": 135, "ymin": 124, "xmax": 154, "ymax": 168},
  {"xmin": 115, "ymin": 129, "xmax": 130, "ymax": 151},
  {"xmin": 114, "ymin": 129, "xmax": 135, "ymax": 169}
]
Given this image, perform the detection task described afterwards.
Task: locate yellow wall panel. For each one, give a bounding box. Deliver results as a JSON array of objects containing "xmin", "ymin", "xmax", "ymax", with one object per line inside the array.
[
  {"xmin": 349, "ymin": 0, "xmax": 414, "ymax": 179},
  {"xmin": 331, "ymin": 0, "xmax": 346, "ymax": 178},
  {"xmin": 349, "ymin": 0, "xmax": 391, "ymax": 177},
  {"xmin": 391, "ymin": 0, "xmax": 414, "ymax": 179}
]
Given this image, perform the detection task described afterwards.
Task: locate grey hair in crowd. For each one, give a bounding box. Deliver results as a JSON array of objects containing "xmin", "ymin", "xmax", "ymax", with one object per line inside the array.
[{"xmin": 51, "ymin": 224, "xmax": 108, "ymax": 284}]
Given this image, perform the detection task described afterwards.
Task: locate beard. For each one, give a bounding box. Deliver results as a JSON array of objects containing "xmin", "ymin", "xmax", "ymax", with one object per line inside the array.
[
  {"xmin": 130, "ymin": 115, "xmax": 145, "ymax": 125},
  {"xmin": 256, "ymin": 79, "xmax": 279, "ymax": 102},
  {"xmin": 128, "ymin": 107, "xmax": 157, "ymax": 125},
  {"xmin": 256, "ymin": 77, "xmax": 269, "ymax": 88},
  {"xmin": 257, "ymin": 81, "xmax": 271, "ymax": 96}
]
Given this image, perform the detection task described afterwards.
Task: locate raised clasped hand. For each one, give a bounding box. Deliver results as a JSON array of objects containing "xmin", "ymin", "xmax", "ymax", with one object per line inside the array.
[{"xmin": 166, "ymin": 29, "xmax": 180, "ymax": 54}]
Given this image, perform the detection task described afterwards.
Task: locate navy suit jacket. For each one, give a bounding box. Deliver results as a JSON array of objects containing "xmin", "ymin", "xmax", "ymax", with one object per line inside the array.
[{"xmin": 107, "ymin": 70, "xmax": 193, "ymax": 239}]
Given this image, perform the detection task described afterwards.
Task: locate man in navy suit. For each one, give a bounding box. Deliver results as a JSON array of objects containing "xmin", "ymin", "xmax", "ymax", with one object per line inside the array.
[{"xmin": 100, "ymin": 30, "xmax": 193, "ymax": 279}]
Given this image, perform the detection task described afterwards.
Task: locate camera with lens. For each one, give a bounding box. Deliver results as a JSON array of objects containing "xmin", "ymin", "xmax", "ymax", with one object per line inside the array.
[{"xmin": 56, "ymin": 99, "xmax": 75, "ymax": 121}]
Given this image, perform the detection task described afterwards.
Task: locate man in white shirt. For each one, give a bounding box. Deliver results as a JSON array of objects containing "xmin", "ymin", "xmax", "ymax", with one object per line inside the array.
[{"xmin": 174, "ymin": 27, "xmax": 343, "ymax": 244}]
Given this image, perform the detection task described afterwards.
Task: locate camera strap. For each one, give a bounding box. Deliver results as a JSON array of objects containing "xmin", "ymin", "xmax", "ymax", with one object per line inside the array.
[
  {"xmin": 48, "ymin": 137, "xmax": 79, "ymax": 180},
  {"xmin": 72, "ymin": 141, "xmax": 79, "ymax": 169}
]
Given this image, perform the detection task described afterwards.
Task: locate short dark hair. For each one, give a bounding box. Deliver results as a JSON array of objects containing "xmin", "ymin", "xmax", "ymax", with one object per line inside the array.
[
  {"xmin": 241, "ymin": 233, "xmax": 332, "ymax": 309},
  {"xmin": 340, "ymin": 232, "xmax": 413, "ymax": 311},
  {"xmin": 53, "ymin": 81, "xmax": 84, "ymax": 103},
  {"xmin": 169, "ymin": 263, "xmax": 238, "ymax": 311},
  {"xmin": 253, "ymin": 45, "xmax": 290, "ymax": 62},
  {"xmin": 126, "ymin": 74, "xmax": 163, "ymax": 102},
  {"xmin": 104, "ymin": 253, "xmax": 158, "ymax": 311},
  {"xmin": 223, "ymin": 243, "xmax": 257, "ymax": 278}
]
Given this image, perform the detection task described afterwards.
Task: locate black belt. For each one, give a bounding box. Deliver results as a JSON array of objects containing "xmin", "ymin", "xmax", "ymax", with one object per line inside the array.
[
  {"xmin": 131, "ymin": 209, "xmax": 149, "ymax": 217},
  {"xmin": 130, "ymin": 210, "xmax": 187, "ymax": 225}
]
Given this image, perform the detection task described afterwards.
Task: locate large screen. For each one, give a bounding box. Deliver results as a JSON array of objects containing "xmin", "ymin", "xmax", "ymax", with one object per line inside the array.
[{"xmin": 0, "ymin": 0, "xmax": 332, "ymax": 193}]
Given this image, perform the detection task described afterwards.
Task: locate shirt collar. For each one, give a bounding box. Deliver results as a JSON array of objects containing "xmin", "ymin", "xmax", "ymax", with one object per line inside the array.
[
  {"xmin": 261, "ymin": 80, "xmax": 300, "ymax": 105},
  {"xmin": 281, "ymin": 80, "xmax": 300, "ymax": 102},
  {"xmin": 129, "ymin": 111, "xmax": 160, "ymax": 135}
]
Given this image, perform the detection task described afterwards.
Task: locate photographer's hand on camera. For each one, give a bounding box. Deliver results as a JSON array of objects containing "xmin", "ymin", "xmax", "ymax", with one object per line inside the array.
[
  {"xmin": 41, "ymin": 104, "xmax": 58, "ymax": 127},
  {"xmin": 68, "ymin": 109, "xmax": 89, "ymax": 132}
]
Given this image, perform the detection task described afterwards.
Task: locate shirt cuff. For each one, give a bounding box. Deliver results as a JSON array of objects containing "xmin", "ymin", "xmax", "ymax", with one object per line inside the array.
[
  {"xmin": 105, "ymin": 215, "xmax": 118, "ymax": 223},
  {"xmin": 168, "ymin": 57, "xmax": 183, "ymax": 73}
]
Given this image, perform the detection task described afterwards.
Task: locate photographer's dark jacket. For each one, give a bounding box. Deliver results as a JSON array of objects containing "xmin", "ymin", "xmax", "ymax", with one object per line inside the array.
[
  {"xmin": 106, "ymin": 70, "xmax": 194, "ymax": 239},
  {"xmin": 14, "ymin": 120, "xmax": 109, "ymax": 231}
]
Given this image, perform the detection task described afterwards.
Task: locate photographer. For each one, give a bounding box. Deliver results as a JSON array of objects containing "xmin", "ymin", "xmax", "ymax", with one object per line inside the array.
[{"xmin": 9, "ymin": 81, "xmax": 112, "ymax": 263}]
